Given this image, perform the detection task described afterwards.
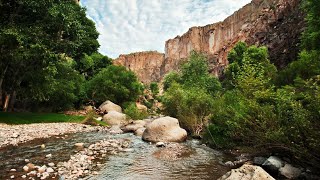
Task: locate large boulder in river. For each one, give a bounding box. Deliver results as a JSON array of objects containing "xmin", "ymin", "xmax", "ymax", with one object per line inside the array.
[
  {"xmin": 142, "ymin": 116, "xmax": 187, "ymax": 142},
  {"xmin": 99, "ymin": 100, "xmax": 122, "ymax": 113},
  {"xmin": 218, "ymin": 164, "xmax": 275, "ymax": 180},
  {"xmin": 103, "ymin": 111, "xmax": 126, "ymax": 125}
]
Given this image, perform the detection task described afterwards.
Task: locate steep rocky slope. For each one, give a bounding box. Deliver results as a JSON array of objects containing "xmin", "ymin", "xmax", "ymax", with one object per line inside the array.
[
  {"xmin": 114, "ymin": 51, "xmax": 165, "ymax": 84},
  {"xmin": 114, "ymin": 0, "xmax": 304, "ymax": 83}
]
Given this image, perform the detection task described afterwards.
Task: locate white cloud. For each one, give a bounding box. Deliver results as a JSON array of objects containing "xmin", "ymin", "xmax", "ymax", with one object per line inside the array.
[{"xmin": 81, "ymin": 0, "xmax": 251, "ymax": 58}]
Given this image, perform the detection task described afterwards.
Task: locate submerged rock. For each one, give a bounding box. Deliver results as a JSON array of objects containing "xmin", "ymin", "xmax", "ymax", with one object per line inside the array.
[
  {"xmin": 218, "ymin": 164, "xmax": 275, "ymax": 180},
  {"xmin": 279, "ymin": 164, "xmax": 302, "ymax": 179},
  {"xmin": 142, "ymin": 116, "xmax": 187, "ymax": 142}
]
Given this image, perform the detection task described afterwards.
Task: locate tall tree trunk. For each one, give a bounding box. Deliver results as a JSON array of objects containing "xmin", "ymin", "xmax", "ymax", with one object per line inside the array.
[
  {"xmin": 9, "ymin": 90, "xmax": 16, "ymax": 112},
  {"xmin": 3, "ymin": 94, "xmax": 11, "ymax": 112},
  {"xmin": 0, "ymin": 64, "xmax": 9, "ymax": 108}
]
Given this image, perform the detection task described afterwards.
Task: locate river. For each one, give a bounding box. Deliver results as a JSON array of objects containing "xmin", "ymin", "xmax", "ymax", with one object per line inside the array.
[{"xmin": 0, "ymin": 131, "xmax": 232, "ymax": 180}]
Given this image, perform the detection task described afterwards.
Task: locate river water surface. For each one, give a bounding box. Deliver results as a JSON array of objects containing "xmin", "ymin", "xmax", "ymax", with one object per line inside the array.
[{"xmin": 0, "ymin": 131, "xmax": 232, "ymax": 180}]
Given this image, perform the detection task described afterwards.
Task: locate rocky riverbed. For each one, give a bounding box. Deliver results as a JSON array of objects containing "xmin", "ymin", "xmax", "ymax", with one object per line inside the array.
[{"xmin": 0, "ymin": 123, "xmax": 106, "ymax": 148}]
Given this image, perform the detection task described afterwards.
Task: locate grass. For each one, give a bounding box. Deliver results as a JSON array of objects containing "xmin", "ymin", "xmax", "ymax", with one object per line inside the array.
[{"xmin": 0, "ymin": 112, "xmax": 85, "ymax": 124}]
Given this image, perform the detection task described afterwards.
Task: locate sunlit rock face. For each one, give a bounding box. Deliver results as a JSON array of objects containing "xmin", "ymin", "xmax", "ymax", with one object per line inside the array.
[
  {"xmin": 114, "ymin": 51, "xmax": 165, "ymax": 84},
  {"xmin": 115, "ymin": 0, "xmax": 304, "ymax": 83}
]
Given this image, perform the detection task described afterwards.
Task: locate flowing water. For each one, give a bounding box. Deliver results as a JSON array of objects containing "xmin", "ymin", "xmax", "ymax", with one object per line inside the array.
[{"xmin": 0, "ymin": 131, "xmax": 232, "ymax": 180}]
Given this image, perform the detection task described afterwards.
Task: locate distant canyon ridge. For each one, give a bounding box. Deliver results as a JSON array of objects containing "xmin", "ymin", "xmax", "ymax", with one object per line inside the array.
[{"xmin": 114, "ymin": 0, "xmax": 304, "ymax": 84}]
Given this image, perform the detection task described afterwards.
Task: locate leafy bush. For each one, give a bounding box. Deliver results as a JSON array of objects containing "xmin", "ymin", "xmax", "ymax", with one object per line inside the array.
[
  {"xmin": 124, "ymin": 103, "xmax": 148, "ymax": 120},
  {"xmin": 86, "ymin": 65, "xmax": 143, "ymax": 106},
  {"xmin": 149, "ymin": 82, "xmax": 159, "ymax": 95}
]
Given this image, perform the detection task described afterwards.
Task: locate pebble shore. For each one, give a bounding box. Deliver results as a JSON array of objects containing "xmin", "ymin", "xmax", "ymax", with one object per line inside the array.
[{"xmin": 0, "ymin": 123, "xmax": 104, "ymax": 148}]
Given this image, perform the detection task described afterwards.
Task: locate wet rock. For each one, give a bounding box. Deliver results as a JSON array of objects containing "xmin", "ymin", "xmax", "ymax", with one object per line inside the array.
[
  {"xmin": 38, "ymin": 165, "xmax": 46, "ymax": 173},
  {"xmin": 134, "ymin": 127, "xmax": 146, "ymax": 136},
  {"xmin": 218, "ymin": 164, "xmax": 275, "ymax": 180},
  {"xmin": 46, "ymin": 167, "xmax": 54, "ymax": 173},
  {"xmin": 279, "ymin": 164, "xmax": 302, "ymax": 179},
  {"xmin": 254, "ymin": 157, "xmax": 267, "ymax": 166},
  {"xmin": 45, "ymin": 154, "xmax": 52, "ymax": 158},
  {"xmin": 103, "ymin": 111, "xmax": 127, "ymax": 125},
  {"xmin": 156, "ymin": 142, "xmax": 166, "ymax": 147},
  {"xmin": 142, "ymin": 116, "xmax": 187, "ymax": 143},
  {"xmin": 75, "ymin": 143, "xmax": 84, "ymax": 148},
  {"xmin": 262, "ymin": 156, "xmax": 284, "ymax": 172},
  {"xmin": 40, "ymin": 144, "xmax": 46, "ymax": 149},
  {"xmin": 48, "ymin": 163, "xmax": 55, "ymax": 167},
  {"xmin": 10, "ymin": 169, "xmax": 16, "ymax": 172},
  {"xmin": 23, "ymin": 166, "xmax": 29, "ymax": 172},
  {"xmin": 153, "ymin": 143, "xmax": 192, "ymax": 161},
  {"xmin": 224, "ymin": 161, "xmax": 235, "ymax": 167},
  {"xmin": 122, "ymin": 120, "xmax": 146, "ymax": 133},
  {"xmin": 99, "ymin": 100, "xmax": 122, "ymax": 113},
  {"xmin": 21, "ymin": 175, "xmax": 26, "ymax": 178},
  {"xmin": 10, "ymin": 175, "xmax": 14, "ymax": 179},
  {"xmin": 109, "ymin": 125, "xmax": 123, "ymax": 134}
]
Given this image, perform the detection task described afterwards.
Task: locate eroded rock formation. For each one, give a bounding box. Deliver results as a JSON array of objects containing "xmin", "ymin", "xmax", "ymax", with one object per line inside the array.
[
  {"xmin": 114, "ymin": 51, "xmax": 165, "ymax": 84},
  {"xmin": 114, "ymin": 0, "xmax": 304, "ymax": 83}
]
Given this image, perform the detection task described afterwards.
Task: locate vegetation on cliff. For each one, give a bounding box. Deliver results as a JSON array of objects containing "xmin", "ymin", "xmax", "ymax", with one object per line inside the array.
[{"xmin": 162, "ymin": 0, "xmax": 320, "ymax": 167}]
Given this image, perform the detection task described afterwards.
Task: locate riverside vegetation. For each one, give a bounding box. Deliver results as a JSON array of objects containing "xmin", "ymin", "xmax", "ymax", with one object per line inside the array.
[
  {"xmin": 0, "ymin": 0, "xmax": 319, "ymax": 175},
  {"xmin": 162, "ymin": 0, "xmax": 320, "ymax": 169}
]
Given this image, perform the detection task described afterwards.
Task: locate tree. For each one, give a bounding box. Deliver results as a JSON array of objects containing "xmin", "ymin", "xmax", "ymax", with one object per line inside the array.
[
  {"xmin": 0, "ymin": 0, "xmax": 99, "ymax": 111},
  {"xmin": 86, "ymin": 65, "xmax": 143, "ymax": 106}
]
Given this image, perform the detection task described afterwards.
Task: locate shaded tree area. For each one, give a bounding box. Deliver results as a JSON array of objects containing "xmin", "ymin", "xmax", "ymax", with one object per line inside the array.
[{"xmin": 0, "ymin": 0, "xmax": 141, "ymax": 112}]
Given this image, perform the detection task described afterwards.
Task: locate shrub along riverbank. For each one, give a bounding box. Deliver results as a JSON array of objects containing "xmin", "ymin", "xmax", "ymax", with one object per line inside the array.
[{"xmin": 162, "ymin": 0, "xmax": 320, "ymax": 168}]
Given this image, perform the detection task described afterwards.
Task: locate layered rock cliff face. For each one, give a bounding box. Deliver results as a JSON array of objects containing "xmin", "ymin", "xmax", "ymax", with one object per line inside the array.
[
  {"xmin": 114, "ymin": 51, "xmax": 165, "ymax": 84},
  {"xmin": 115, "ymin": 0, "xmax": 304, "ymax": 83}
]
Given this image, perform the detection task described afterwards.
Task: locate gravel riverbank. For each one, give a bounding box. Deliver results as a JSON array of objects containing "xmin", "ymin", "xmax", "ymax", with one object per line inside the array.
[{"xmin": 0, "ymin": 123, "xmax": 106, "ymax": 148}]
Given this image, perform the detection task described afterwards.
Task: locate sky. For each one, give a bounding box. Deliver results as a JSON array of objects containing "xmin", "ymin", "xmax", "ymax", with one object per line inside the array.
[{"xmin": 80, "ymin": 0, "xmax": 251, "ymax": 58}]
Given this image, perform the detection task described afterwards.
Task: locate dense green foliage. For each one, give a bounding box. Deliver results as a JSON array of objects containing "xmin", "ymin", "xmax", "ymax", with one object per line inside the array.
[
  {"xmin": 206, "ymin": 39, "xmax": 320, "ymax": 164},
  {"xmin": 0, "ymin": 0, "xmax": 141, "ymax": 112},
  {"xmin": 124, "ymin": 103, "xmax": 148, "ymax": 120},
  {"xmin": 163, "ymin": 52, "xmax": 221, "ymax": 135},
  {"xmin": 161, "ymin": 1, "xmax": 320, "ymax": 165},
  {"xmin": 0, "ymin": 112, "xmax": 84, "ymax": 124},
  {"xmin": 86, "ymin": 65, "xmax": 143, "ymax": 106}
]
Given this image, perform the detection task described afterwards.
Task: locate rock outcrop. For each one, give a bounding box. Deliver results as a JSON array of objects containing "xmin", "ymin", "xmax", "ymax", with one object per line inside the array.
[
  {"xmin": 114, "ymin": 0, "xmax": 304, "ymax": 83},
  {"xmin": 142, "ymin": 116, "xmax": 187, "ymax": 142},
  {"xmin": 114, "ymin": 51, "xmax": 165, "ymax": 84}
]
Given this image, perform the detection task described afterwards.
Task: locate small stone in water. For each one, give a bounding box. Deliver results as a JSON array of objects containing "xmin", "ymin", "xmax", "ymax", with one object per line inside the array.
[
  {"xmin": 48, "ymin": 163, "xmax": 55, "ymax": 167},
  {"xmin": 40, "ymin": 144, "xmax": 46, "ymax": 149},
  {"xmin": 24, "ymin": 159, "xmax": 29, "ymax": 163},
  {"xmin": 23, "ymin": 166, "xmax": 29, "ymax": 172},
  {"xmin": 45, "ymin": 154, "xmax": 52, "ymax": 158},
  {"xmin": 21, "ymin": 175, "xmax": 27, "ymax": 178},
  {"xmin": 46, "ymin": 167, "xmax": 54, "ymax": 173},
  {"xmin": 10, "ymin": 169, "xmax": 17, "ymax": 172},
  {"xmin": 10, "ymin": 175, "xmax": 14, "ymax": 179}
]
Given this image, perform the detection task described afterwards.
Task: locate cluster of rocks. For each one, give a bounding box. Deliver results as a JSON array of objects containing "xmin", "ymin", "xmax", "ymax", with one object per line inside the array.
[
  {"xmin": 9, "ymin": 139, "xmax": 131, "ymax": 180},
  {"xmin": 222, "ymin": 155, "xmax": 308, "ymax": 179},
  {"xmin": 98, "ymin": 100, "xmax": 188, "ymax": 143},
  {"xmin": 57, "ymin": 139, "xmax": 131, "ymax": 179},
  {"xmin": 0, "ymin": 123, "xmax": 105, "ymax": 148}
]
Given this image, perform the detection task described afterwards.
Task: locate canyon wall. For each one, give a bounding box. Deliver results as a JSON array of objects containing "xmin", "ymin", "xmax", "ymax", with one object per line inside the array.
[
  {"xmin": 114, "ymin": 51, "xmax": 165, "ymax": 84},
  {"xmin": 114, "ymin": 0, "xmax": 304, "ymax": 83}
]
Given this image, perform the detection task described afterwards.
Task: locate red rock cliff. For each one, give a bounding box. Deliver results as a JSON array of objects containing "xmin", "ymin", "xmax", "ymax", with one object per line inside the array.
[
  {"xmin": 114, "ymin": 51, "xmax": 165, "ymax": 84},
  {"xmin": 115, "ymin": 0, "xmax": 304, "ymax": 83}
]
